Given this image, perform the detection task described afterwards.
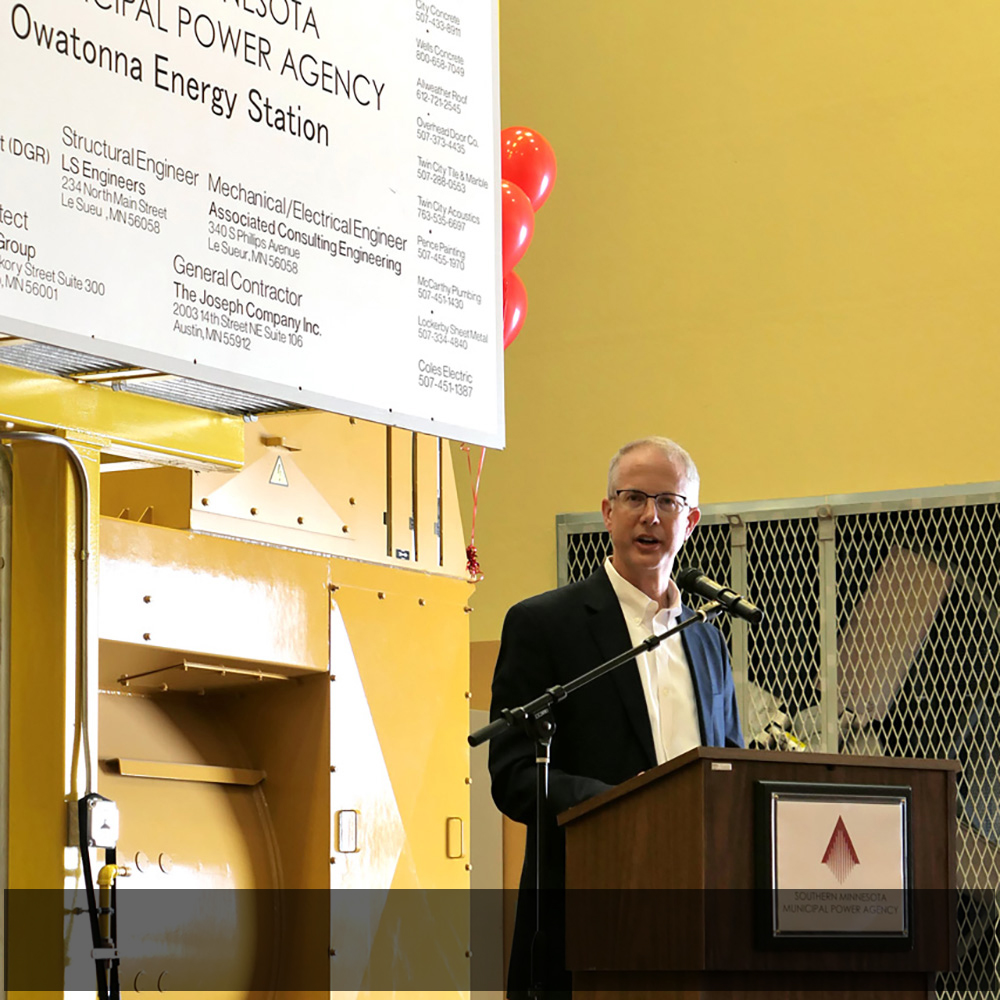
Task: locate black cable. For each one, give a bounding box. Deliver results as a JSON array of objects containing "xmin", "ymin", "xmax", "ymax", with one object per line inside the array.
[
  {"xmin": 107, "ymin": 845, "xmax": 121, "ymax": 1000},
  {"xmin": 77, "ymin": 796, "xmax": 109, "ymax": 1000}
]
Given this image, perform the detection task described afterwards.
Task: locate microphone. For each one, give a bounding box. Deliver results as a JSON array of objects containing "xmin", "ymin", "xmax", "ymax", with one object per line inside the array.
[{"xmin": 676, "ymin": 567, "xmax": 764, "ymax": 624}]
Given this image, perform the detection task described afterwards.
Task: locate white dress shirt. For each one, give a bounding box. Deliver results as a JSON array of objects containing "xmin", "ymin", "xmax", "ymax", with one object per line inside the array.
[{"xmin": 604, "ymin": 557, "xmax": 702, "ymax": 763}]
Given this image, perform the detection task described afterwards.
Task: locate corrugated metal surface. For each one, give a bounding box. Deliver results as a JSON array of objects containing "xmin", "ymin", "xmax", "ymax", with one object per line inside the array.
[{"xmin": 0, "ymin": 339, "xmax": 302, "ymax": 415}]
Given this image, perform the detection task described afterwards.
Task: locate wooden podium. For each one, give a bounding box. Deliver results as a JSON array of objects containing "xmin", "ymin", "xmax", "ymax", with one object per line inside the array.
[{"xmin": 558, "ymin": 747, "xmax": 958, "ymax": 1000}]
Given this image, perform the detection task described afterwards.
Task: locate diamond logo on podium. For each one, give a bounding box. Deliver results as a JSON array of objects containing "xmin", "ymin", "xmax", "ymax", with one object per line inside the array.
[{"xmin": 822, "ymin": 815, "xmax": 860, "ymax": 884}]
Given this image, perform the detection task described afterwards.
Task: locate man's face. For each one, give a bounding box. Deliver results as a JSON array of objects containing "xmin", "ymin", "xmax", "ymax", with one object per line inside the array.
[{"xmin": 600, "ymin": 444, "xmax": 700, "ymax": 593}]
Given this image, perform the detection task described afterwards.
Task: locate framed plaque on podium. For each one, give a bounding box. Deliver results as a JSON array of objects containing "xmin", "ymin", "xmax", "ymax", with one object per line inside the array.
[{"xmin": 754, "ymin": 781, "xmax": 912, "ymax": 947}]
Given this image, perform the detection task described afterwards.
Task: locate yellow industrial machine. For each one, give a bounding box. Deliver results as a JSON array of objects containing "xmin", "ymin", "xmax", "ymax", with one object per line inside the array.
[{"xmin": 0, "ymin": 364, "xmax": 474, "ymax": 998}]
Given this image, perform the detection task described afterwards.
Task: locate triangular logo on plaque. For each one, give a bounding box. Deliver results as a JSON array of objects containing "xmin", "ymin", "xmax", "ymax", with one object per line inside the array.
[{"xmin": 822, "ymin": 815, "xmax": 860, "ymax": 884}]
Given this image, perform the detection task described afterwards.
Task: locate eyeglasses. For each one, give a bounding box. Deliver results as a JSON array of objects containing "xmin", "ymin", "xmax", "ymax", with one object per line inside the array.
[{"xmin": 613, "ymin": 489, "xmax": 690, "ymax": 516}]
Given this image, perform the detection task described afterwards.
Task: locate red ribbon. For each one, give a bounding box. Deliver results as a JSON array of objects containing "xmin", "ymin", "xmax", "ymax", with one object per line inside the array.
[{"xmin": 461, "ymin": 444, "xmax": 486, "ymax": 580}]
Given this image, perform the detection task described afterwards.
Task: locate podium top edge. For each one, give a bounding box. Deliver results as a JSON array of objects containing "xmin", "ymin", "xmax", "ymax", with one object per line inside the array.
[{"xmin": 556, "ymin": 747, "xmax": 960, "ymax": 826}]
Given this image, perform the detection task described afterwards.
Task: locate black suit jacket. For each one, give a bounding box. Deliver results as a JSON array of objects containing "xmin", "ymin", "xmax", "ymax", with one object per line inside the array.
[{"xmin": 488, "ymin": 568, "xmax": 743, "ymax": 996}]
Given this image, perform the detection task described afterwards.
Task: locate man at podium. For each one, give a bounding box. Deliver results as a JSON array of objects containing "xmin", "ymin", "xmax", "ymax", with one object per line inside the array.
[{"xmin": 489, "ymin": 436, "xmax": 744, "ymax": 997}]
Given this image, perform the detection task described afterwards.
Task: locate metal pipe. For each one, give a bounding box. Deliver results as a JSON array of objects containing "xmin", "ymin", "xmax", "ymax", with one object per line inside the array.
[
  {"xmin": 385, "ymin": 426, "xmax": 393, "ymax": 557},
  {"xmin": 410, "ymin": 431, "xmax": 418, "ymax": 562},
  {"xmin": 0, "ymin": 432, "xmax": 93, "ymax": 796},
  {"xmin": 436, "ymin": 437, "xmax": 443, "ymax": 567}
]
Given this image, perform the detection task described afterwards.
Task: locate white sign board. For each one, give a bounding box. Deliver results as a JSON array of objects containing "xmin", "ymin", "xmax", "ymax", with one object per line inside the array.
[{"xmin": 0, "ymin": 0, "xmax": 504, "ymax": 447}]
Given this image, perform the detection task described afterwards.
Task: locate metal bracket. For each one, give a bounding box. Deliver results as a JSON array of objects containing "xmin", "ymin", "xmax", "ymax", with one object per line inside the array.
[
  {"xmin": 816, "ymin": 504, "xmax": 835, "ymax": 541},
  {"xmin": 727, "ymin": 513, "xmax": 747, "ymax": 548}
]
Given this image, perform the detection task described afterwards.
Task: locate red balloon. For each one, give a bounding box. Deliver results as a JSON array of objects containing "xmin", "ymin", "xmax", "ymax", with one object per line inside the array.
[
  {"xmin": 501, "ymin": 180, "xmax": 534, "ymax": 276},
  {"xmin": 500, "ymin": 127, "xmax": 557, "ymax": 211},
  {"xmin": 502, "ymin": 271, "xmax": 527, "ymax": 349}
]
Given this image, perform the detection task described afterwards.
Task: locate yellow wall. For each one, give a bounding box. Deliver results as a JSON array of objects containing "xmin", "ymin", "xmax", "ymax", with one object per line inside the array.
[{"xmin": 466, "ymin": 0, "xmax": 1000, "ymax": 641}]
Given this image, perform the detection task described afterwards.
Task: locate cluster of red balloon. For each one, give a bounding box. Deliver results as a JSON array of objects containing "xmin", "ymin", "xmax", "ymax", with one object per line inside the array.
[{"xmin": 500, "ymin": 127, "xmax": 556, "ymax": 349}]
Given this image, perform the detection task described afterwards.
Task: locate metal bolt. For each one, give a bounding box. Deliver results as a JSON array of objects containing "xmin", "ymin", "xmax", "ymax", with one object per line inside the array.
[
  {"xmin": 329, "ymin": 856, "xmax": 337, "ymax": 864},
  {"xmin": 201, "ymin": 497, "xmax": 209, "ymax": 506},
  {"xmin": 297, "ymin": 516, "xmax": 304, "ymax": 525},
  {"xmin": 250, "ymin": 507, "xmax": 258, "ymax": 516},
  {"xmin": 330, "ymin": 674, "xmax": 336, "ymax": 682},
  {"xmin": 143, "ymin": 595, "xmax": 151, "ymax": 604},
  {"xmin": 464, "ymin": 691, "xmax": 472, "ymax": 700},
  {"xmin": 341, "ymin": 524, "xmax": 349, "ymax": 533},
  {"xmin": 330, "ymin": 765, "xmax": 337, "ymax": 772},
  {"xmin": 465, "ymin": 863, "xmax": 472, "ymax": 871},
  {"xmin": 465, "ymin": 777, "xmax": 472, "ymax": 785},
  {"xmin": 465, "ymin": 950, "xmax": 472, "ymax": 958},
  {"xmin": 329, "ymin": 947, "xmax": 338, "ymax": 955},
  {"xmin": 349, "ymin": 496, "xmax": 356, "ymax": 505},
  {"xmin": 330, "ymin": 584, "xmax": 339, "ymax": 592},
  {"xmin": 377, "ymin": 591, "xmax": 386, "ymax": 599},
  {"xmin": 143, "ymin": 633, "xmax": 151, "ymax": 641},
  {"xmin": 418, "ymin": 598, "xmax": 426, "ymax": 606},
  {"xmin": 463, "ymin": 605, "xmax": 473, "ymax": 613}
]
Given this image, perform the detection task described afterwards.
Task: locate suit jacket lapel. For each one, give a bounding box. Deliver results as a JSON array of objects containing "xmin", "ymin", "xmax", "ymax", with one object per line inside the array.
[
  {"xmin": 679, "ymin": 606, "xmax": 711, "ymax": 744},
  {"xmin": 582, "ymin": 570, "xmax": 657, "ymax": 768}
]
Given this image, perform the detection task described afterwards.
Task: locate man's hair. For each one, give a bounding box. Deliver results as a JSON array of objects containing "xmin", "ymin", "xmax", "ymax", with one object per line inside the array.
[{"xmin": 607, "ymin": 436, "xmax": 700, "ymax": 502}]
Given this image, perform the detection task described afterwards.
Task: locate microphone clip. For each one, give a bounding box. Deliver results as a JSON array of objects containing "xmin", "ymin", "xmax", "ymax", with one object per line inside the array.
[{"xmin": 694, "ymin": 600, "xmax": 724, "ymax": 622}]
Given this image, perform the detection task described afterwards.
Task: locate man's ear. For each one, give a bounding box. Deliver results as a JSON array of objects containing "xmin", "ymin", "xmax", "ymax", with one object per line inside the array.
[
  {"xmin": 684, "ymin": 506, "xmax": 701, "ymax": 539},
  {"xmin": 601, "ymin": 496, "xmax": 613, "ymax": 532}
]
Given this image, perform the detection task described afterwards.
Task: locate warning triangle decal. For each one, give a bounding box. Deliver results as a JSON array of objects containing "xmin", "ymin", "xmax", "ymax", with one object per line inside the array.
[{"xmin": 269, "ymin": 455, "xmax": 289, "ymax": 487}]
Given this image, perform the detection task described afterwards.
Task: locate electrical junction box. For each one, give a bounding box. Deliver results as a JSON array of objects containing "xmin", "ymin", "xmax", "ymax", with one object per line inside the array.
[{"xmin": 86, "ymin": 796, "xmax": 120, "ymax": 850}]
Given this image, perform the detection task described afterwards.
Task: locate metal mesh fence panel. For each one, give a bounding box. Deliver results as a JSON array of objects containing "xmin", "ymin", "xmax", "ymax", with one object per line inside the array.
[
  {"xmin": 564, "ymin": 529, "xmax": 613, "ymax": 584},
  {"xmin": 744, "ymin": 517, "xmax": 824, "ymax": 750},
  {"xmin": 837, "ymin": 503, "xmax": 1000, "ymax": 997},
  {"xmin": 558, "ymin": 491, "xmax": 1000, "ymax": 997}
]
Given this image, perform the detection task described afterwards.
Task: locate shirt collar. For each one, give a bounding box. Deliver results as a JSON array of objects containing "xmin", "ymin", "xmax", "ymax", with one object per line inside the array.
[{"xmin": 604, "ymin": 556, "xmax": 682, "ymax": 628}]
